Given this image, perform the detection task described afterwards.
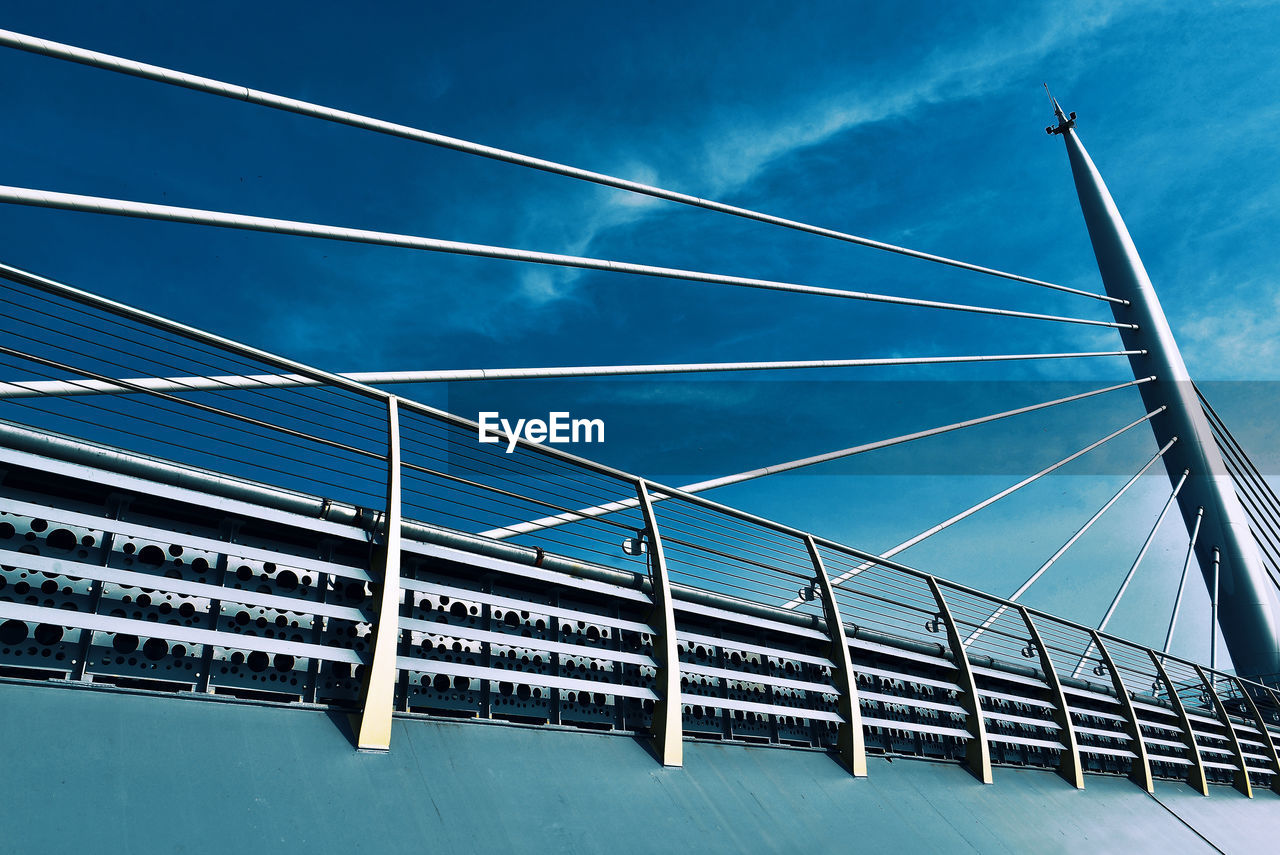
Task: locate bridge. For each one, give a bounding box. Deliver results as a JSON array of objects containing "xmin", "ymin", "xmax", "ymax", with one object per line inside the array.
[{"xmin": 2, "ymin": 27, "xmax": 1280, "ymax": 854}]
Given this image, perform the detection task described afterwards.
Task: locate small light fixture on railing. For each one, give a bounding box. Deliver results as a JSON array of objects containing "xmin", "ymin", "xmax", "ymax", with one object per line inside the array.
[
  {"xmin": 1020, "ymin": 643, "xmax": 1038, "ymax": 659},
  {"xmin": 797, "ymin": 584, "xmax": 818, "ymax": 603},
  {"xmin": 622, "ymin": 532, "xmax": 647, "ymax": 556},
  {"xmin": 924, "ymin": 614, "xmax": 944, "ymax": 634}
]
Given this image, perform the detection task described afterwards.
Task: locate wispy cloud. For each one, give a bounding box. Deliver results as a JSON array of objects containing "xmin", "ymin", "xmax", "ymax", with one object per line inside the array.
[
  {"xmin": 482, "ymin": 2, "xmax": 1135, "ymax": 328},
  {"xmin": 1181, "ymin": 274, "xmax": 1280, "ymax": 378}
]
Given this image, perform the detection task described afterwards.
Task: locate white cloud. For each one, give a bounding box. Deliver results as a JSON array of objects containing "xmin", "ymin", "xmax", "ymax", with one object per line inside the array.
[{"xmin": 493, "ymin": 2, "xmax": 1135, "ymax": 320}]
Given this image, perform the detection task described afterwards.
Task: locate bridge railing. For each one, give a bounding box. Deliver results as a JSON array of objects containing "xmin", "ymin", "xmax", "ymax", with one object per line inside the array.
[{"xmin": 2, "ymin": 261, "xmax": 1280, "ymax": 794}]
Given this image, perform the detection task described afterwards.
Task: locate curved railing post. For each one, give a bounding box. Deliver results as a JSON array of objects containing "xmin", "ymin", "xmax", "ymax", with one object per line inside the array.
[
  {"xmin": 805, "ymin": 535, "xmax": 866, "ymax": 777},
  {"xmin": 1234, "ymin": 678, "xmax": 1280, "ymax": 794},
  {"xmin": 1149, "ymin": 651, "xmax": 1209, "ymax": 795},
  {"xmin": 1018, "ymin": 607, "xmax": 1083, "ymax": 788},
  {"xmin": 1091, "ymin": 631, "xmax": 1153, "ymax": 793},
  {"xmin": 1195, "ymin": 665, "xmax": 1252, "ymax": 797},
  {"xmin": 927, "ymin": 577, "xmax": 992, "ymax": 783},
  {"xmin": 355, "ymin": 395, "xmax": 403, "ymax": 750},
  {"xmin": 636, "ymin": 479, "xmax": 682, "ymax": 766}
]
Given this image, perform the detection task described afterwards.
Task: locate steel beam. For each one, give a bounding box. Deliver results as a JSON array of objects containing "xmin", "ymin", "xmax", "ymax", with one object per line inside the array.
[
  {"xmin": 1052, "ymin": 103, "xmax": 1280, "ymax": 681},
  {"xmin": 1019, "ymin": 607, "xmax": 1084, "ymax": 788},
  {"xmin": 1149, "ymin": 651, "xmax": 1209, "ymax": 795},
  {"xmin": 927, "ymin": 578, "xmax": 992, "ymax": 783},
  {"xmin": 1194, "ymin": 666, "xmax": 1252, "ymax": 797},
  {"xmin": 636, "ymin": 479, "xmax": 682, "ymax": 767},
  {"xmin": 1092, "ymin": 631, "xmax": 1154, "ymax": 793},
  {"xmin": 354, "ymin": 396, "xmax": 403, "ymax": 751},
  {"xmin": 805, "ymin": 536, "xmax": 867, "ymax": 777}
]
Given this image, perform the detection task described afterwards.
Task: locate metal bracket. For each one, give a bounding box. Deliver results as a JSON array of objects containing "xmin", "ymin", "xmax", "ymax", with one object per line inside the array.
[
  {"xmin": 1019, "ymin": 607, "xmax": 1084, "ymax": 788},
  {"xmin": 1092, "ymin": 632, "xmax": 1154, "ymax": 793},
  {"xmin": 1149, "ymin": 651, "xmax": 1209, "ymax": 796},
  {"xmin": 927, "ymin": 577, "xmax": 992, "ymax": 784},
  {"xmin": 1194, "ymin": 665, "xmax": 1252, "ymax": 797},
  {"xmin": 354, "ymin": 395, "xmax": 403, "ymax": 751},
  {"xmin": 805, "ymin": 535, "xmax": 866, "ymax": 777},
  {"xmin": 635, "ymin": 479, "xmax": 682, "ymax": 767}
]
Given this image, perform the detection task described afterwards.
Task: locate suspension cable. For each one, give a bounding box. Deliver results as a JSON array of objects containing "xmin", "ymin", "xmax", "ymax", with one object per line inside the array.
[
  {"xmin": 963, "ymin": 438, "xmax": 1177, "ymax": 646},
  {"xmin": 1072, "ymin": 469, "xmax": 1190, "ymax": 679},
  {"xmin": 784, "ymin": 407, "xmax": 1166, "ymax": 608},
  {"xmin": 480, "ymin": 377, "xmax": 1155, "ymax": 540},
  {"xmin": 0, "ymin": 185, "xmax": 1138, "ymax": 329},
  {"xmin": 0, "ymin": 349, "xmax": 1145, "ymax": 399},
  {"xmin": 0, "ymin": 27, "xmax": 1123, "ymax": 303},
  {"xmin": 1163, "ymin": 507, "xmax": 1204, "ymax": 654}
]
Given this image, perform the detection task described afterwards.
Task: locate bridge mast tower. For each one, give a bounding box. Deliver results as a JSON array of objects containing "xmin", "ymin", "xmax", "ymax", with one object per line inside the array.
[{"xmin": 1048, "ymin": 96, "xmax": 1280, "ymax": 681}]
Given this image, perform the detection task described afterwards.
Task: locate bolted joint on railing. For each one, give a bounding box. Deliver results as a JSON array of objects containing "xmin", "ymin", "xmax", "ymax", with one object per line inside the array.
[
  {"xmin": 1233, "ymin": 677, "xmax": 1280, "ymax": 794},
  {"xmin": 635, "ymin": 479, "xmax": 682, "ymax": 767},
  {"xmin": 1018, "ymin": 607, "xmax": 1084, "ymax": 789},
  {"xmin": 1194, "ymin": 666, "xmax": 1253, "ymax": 797},
  {"xmin": 1091, "ymin": 632, "xmax": 1154, "ymax": 793},
  {"xmin": 927, "ymin": 577, "xmax": 992, "ymax": 784},
  {"xmin": 1149, "ymin": 651, "xmax": 1209, "ymax": 796},
  {"xmin": 804, "ymin": 535, "xmax": 867, "ymax": 777},
  {"xmin": 354, "ymin": 395, "xmax": 404, "ymax": 751}
]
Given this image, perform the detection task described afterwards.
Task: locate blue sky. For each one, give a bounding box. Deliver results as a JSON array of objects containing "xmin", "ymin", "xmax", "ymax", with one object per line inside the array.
[{"xmin": 2, "ymin": 1, "xmax": 1279, "ymax": 667}]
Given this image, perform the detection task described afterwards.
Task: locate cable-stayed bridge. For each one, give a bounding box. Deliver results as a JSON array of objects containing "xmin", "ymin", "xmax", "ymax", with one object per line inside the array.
[{"xmin": 2, "ymin": 28, "xmax": 1280, "ymax": 853}]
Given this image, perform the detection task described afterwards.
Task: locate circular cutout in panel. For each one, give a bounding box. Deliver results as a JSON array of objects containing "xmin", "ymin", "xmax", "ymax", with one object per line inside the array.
[
  {"xmin": 45, "ymin": 529, "xmax": 77, "ymax": 551},
  {"xmin": 112, "ymin": 633, "xmax": 139, "ymax": 654},
  {"xmin": 33, "ymin": 623, "xmax": 63, "ymax": 646},
  {"xmin": 143, "ymin": 638, "xmax": 168, "ymax": 661},
  {"xmin": 0, "ymin": 619, "xmax": 28, "ymax": 645},
  {"xmin": 137, "ymin": 545, "xmax": 165, "ymax": 567}
]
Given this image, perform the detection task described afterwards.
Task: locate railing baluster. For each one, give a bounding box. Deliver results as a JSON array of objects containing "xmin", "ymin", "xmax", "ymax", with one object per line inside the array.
[
  {"xmin": 805, "ymin": 535, "xmax": 866, "ymax": 777},
  {"xmin": 1233, "ymin": 676, "xmax": 1280, "ymax": 794},
  {"xmin": 355, "ymin": 395, "xmax": 403, "ymax": 751},
  {"xmin": 1149, "ymin": 651, "xmax": 1209, "ymax": 795},
  {"xmin": 1090, "ymin": 632, "xmax": 1153, "ymax": 793},
  {"xmin": 1018, "ymin": 607, "xmax": 1083, "ymax": 788},
  {"xmin": 927, "ymin": 577, "xmax": 992, "ymax": 783},
  {"xmin": 1194, "ymin": 665, "xmax": 1252, "ymax": 797},
  {"xmin": 636, "ymin": 479, "xmax": 682, "ymax": 766}
]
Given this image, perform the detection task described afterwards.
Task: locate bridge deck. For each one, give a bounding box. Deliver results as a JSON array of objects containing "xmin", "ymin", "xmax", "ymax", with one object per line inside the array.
[{"xmin": 4, "ymin": 678, "xmax": 1278, "ymax": 854}]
